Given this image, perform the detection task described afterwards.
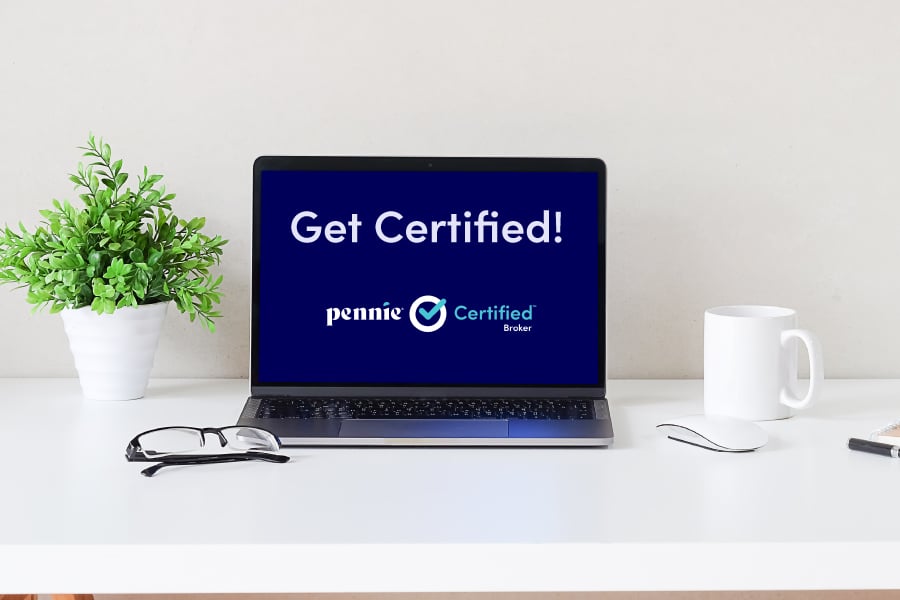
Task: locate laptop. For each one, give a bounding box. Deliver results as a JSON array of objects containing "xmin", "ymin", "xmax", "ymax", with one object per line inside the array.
[{"xmin": 237, "ymin": 156, "xmax": 612, "ymax": 446}]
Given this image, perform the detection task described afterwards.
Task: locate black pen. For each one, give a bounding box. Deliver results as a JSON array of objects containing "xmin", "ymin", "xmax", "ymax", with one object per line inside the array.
[{"xmin": 848, "ymin": 437, "xmax": 900, "ymax": 458}]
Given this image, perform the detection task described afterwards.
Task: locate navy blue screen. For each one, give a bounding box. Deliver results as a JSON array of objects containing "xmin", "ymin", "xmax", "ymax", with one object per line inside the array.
[{"xmin": 257, "ymin": 169, "xmax": 601, "ymax": 385}]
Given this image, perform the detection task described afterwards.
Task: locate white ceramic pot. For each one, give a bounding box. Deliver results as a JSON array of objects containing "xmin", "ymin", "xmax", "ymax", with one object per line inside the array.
[{"xmin": 60, "ymin": 302, "xmax": 169, "ymax": 400}]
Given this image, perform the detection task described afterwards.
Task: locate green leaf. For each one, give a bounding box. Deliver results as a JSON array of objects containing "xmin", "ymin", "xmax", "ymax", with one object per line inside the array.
[
  {"xmin": 117, "ymin": 293, "xmax": 137, "ymax": 309},
  {"xmin": 104, "ymin": 257, "xmax": 124, "ymax": 278},
  {"xmin": 92, "ymin": 278, "xmax": 108, "ymax": 297}
]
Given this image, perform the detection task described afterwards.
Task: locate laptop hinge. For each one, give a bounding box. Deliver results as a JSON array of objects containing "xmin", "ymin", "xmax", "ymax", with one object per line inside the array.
[{"xmin": 240, "ymin": 397, "xmax": 261, "ymax": 419}]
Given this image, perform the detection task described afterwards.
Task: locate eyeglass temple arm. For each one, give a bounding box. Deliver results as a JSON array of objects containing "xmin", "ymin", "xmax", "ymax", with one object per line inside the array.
[{"xmin": 140, "ymin": 451, "xmax": 289, "ymax": 477}]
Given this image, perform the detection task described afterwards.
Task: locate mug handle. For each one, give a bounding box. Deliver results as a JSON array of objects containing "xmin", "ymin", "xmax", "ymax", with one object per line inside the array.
[{"xmin": 779, "ymin": 329, "xmax": 824, "ymax": 410}]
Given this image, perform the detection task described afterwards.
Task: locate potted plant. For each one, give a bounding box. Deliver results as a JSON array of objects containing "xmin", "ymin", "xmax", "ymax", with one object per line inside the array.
[{"xmin": 0, "ymin": 135, "xmax": 227, "ymax": 400}]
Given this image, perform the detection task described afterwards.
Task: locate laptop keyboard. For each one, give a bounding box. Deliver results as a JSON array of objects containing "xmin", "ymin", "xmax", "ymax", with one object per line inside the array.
[{"xmin": 249, "ymin": 397, "xmax": 600, "ymax": 420}]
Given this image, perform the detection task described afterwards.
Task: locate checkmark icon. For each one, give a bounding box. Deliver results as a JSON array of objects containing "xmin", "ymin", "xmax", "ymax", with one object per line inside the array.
[
  {"xmin": 410, "ymin": 294, "xmax": 448, "ymax": 333},
  {"xmin": 418, "ymin": 298, "xmax": 446, "ymax": 320}
]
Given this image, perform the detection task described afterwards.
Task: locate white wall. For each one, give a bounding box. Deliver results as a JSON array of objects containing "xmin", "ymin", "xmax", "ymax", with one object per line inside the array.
[{"xmin": 1, "ymin": 0, "xmax": 898, "ymax": 379}]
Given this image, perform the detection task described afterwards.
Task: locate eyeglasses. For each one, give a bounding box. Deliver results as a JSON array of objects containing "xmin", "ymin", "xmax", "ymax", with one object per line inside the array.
[{"xmin": 126, "ymin": 426, "xmax": 289, "ymax": 477}]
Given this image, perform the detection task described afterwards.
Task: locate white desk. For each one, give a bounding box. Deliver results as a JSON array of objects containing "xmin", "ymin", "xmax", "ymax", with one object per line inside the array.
[{"xmin": 1, "ymin": 379, "xmax": 899, "ymax": 594}]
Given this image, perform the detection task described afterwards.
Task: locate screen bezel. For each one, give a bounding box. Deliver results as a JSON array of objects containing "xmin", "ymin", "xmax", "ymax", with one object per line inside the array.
[{"xmin": 251, "ymin": 156, "xmax": 606, "ymax": 398}]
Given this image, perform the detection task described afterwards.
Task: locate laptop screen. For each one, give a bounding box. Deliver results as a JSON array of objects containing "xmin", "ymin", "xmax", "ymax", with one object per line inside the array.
[{"xmin": 252, "ymin": 157, "xmax": 605, "ymax": 389}]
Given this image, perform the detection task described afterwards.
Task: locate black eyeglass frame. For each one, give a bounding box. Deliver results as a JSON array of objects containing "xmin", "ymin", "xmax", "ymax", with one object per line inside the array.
[{"xmin": 126, "ymin": 425, "xmax": 283, "ymax": 462}]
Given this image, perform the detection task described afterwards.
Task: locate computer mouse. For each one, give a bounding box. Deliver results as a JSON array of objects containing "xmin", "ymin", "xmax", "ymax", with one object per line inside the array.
[{"xmin": 656, "ymin": 414, "xmax": 768, "ymax": 452}]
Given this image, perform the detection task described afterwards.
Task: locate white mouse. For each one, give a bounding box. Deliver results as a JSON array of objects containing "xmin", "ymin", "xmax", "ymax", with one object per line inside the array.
[{"xmin": 656, "ymin": 414, "xmax": 768, "ymax": 452}]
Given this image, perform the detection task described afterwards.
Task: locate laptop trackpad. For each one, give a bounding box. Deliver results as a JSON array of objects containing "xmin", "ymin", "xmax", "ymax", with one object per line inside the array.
[{"xmin": 339, "ymin": 419, "xmax": 509, "ymax": 438}]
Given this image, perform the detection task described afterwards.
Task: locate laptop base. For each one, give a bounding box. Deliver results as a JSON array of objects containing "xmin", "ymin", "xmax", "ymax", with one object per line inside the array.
[{"xmin": 237, "ymin": 397, "xmax": 613, "ymax": 447}]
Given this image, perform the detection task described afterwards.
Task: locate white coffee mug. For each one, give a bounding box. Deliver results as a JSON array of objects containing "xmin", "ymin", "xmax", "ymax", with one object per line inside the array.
[{"xmin": 704, "ymin": 305, "xmax": 824, "ymax": 421}]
